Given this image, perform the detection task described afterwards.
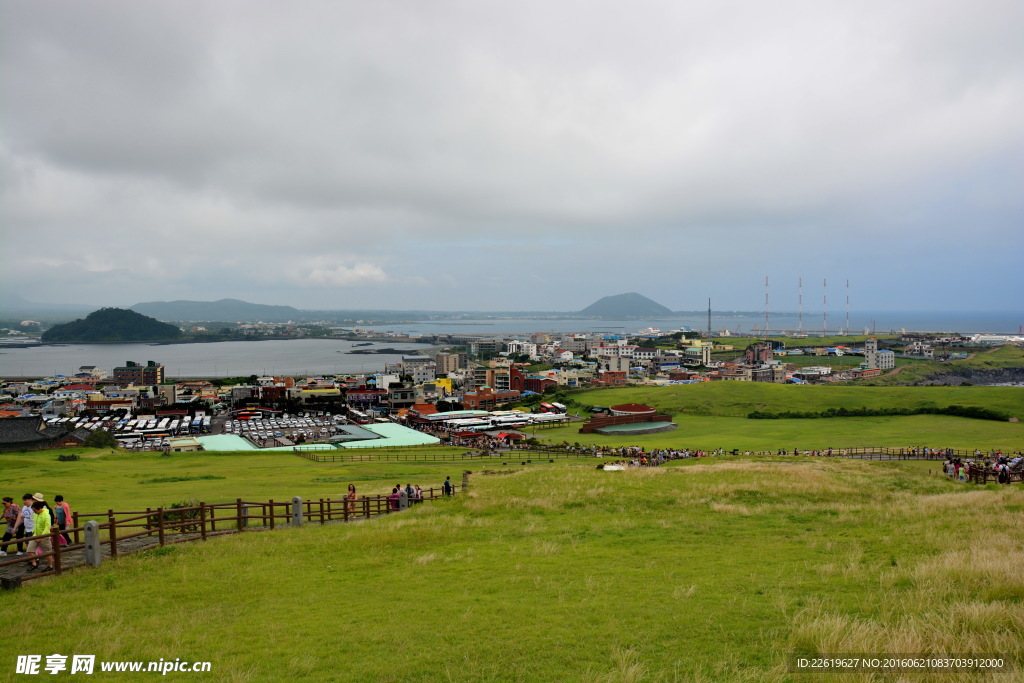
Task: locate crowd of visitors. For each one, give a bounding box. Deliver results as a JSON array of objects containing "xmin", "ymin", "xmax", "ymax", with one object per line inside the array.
[
  {"xmin": 944, "ymin": 453, "xmax": 1023, "ymax": 483},
  {"xmin": 1, "ymin": 492, "xmax": 72, "ymax": 572}
]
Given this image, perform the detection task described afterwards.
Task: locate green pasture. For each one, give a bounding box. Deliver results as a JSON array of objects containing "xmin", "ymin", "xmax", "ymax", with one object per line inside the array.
[
  {"xmin": 566, "ymin": 381, "xmax": 1024, "ymax": 419},
  {"xmin": 859, "ymin": 344, "xmax": 1024, "ymax": 385},
  {"xmin": 2, "ymin": 457, "xmax": 1021, "ymax": 681},
  {"xmin": 713, "ymin": 334, "xmax": 896, "ymax": 349},
  {"xmin": 0, "ymin": 448, "xmax": 475, "ymax": 513},
  {"xmin": 532, "ymin": 414, "xmax": 1024, "ymax": 451}
]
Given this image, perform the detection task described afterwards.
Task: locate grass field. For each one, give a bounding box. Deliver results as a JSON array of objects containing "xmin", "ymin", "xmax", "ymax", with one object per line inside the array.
[
  {"xmin": 531, "ymin": 414, "xmax": 1024, "ymax": 451},
  {"xmin": 860, "ymin": 344, "xmax": 1024, "ymax": 386},
  {"xmin": 562, "ymin": 382, "xmax": 1024, "ymax": 419},
  {"xmin": 0, "ymin": 448, "xmax": 475, "ymax": 513},
  {"xmin": 712, "ymin": 334, "xmax": 898, "ymax": 349},
  {"xmin": 2, "ymin": 456, "xmax": 1021, "ymax": 681}
]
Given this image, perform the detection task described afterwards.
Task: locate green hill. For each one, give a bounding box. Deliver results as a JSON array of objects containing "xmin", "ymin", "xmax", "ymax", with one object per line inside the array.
[
  {"xmin": 568, "ymin": 382, "xmax": 1024, "ymax": 419},
  {"xmin": 579, "ymin": 292, "xmax": 673, "ymax": 317},
  {"xmin": 41, "ymin": 307, "xmax": 182, "ymax": 342},
  {"xmin": 3, "ymin": 455, "xmax": 1021, "ymax": 679}
]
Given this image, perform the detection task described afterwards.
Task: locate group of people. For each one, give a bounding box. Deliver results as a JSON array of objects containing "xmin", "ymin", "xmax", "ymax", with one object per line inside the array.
[
  {"xmin": 342, "ymin": 476, "xmax": 457, "ymax": 513},
  {"xmin": 945, "ymin": 454, "xmax": 1023, "ymax": 483},
  {"xmin": 1, "ymin": 493, "xmax": 73, "ymax": 573},
  {"xmin": 387, "ymin": 483, "xmax": 425, "ymax": 510}
]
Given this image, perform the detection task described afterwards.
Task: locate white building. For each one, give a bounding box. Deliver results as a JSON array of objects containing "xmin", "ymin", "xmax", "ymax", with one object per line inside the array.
[{"xmin": 863, "ymin": 339, "xmax": 895, "ymax": 370}]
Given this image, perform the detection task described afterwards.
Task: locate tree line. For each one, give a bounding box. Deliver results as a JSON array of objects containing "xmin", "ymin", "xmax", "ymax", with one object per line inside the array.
[{"xmin": 747, "ymin": 405, "xmax": 1011, "ymax": 421}]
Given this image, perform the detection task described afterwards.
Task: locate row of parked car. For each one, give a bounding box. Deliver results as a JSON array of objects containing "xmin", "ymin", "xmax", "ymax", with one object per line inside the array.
[{"xmin": 222, "ymin": 414, "xmax": 343, "ymax": 442}]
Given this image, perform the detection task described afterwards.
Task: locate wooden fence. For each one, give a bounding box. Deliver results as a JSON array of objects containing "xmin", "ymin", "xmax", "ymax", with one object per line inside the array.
[
  {"xmin": 293, "ymin": 448, "xmax": 600, "ymax": 463},
  {"xmin": 0, "ymin": 480, "xmax": 466, "ymax": 586},
  {"xmin": 966, "ymin": 465, "xmax": 1024, "ymax": 485}
]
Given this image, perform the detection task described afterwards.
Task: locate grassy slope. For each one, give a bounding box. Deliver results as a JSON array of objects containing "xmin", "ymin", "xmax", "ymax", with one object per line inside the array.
[
  {"xmin": 569, "ymin": 382, "xmax": 1024, "ymax": 418},
  {"xmin": 532, "ymin": 415, "xmax": 1024, "ymax": 451},
  {"xmin": 2, "ymin": 459, "xmax": 1021, "ymax": 681},
  {"xmin": 0, "ymin": 448, "xmax": 473, "ymax": 513},
  {"xmin": 859, "ymin": 344, "xmax": 1024, "ymax": 386}
]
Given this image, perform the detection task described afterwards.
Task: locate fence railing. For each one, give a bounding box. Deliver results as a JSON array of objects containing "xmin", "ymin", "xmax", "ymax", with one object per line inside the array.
[
  {"xmin": 966, "ymin": 465, "xmax": 1024, "ymax": 485},
  {"xmin": 0, "ymin": 479, "xmax": 467, "ymax": 586},
  {"xmin": 292, "ymin": 448, "xmax": 600, "ymax": 463}
]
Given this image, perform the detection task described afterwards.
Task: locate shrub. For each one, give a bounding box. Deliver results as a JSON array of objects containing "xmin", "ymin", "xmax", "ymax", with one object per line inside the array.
[{"xmin": 162, "ymin": 499, "xmax": 202, "ymax": 533}]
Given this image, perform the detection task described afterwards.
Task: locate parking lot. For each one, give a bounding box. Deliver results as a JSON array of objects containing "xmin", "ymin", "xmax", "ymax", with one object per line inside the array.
[{"xmin": 220, "ymin": 413, "xmax": 343, "ymax": 446}]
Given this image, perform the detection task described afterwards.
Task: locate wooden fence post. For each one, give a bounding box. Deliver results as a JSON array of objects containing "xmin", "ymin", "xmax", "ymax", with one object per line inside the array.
[
  {"xmin": 269, "ymin": 500, "xmax": 275, "ymax": 530},
  {"xmin": 72, "ymin": 512, "xmax": 80, "ymax": 545},
  {"xmin": 199, "ymin": 502, "xmax": 207, "ymax": 540},
  {"xmin": 236, "ymin": 499, "xmax": 244, "ymax": 531},
  {"xmin": 157, "ymin": 507, "xmax": 165, "ymax": 546},
  {"xmin": 52, "ymin": 529, "xmax": 62, "ymax": 575},
  {"xmin": 107, "ymin": 509, "xmax": 118, "ymax": 559}
]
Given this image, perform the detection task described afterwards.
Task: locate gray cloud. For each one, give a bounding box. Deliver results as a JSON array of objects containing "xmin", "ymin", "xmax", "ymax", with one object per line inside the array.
[{"xmin": 2, "ymin": 0, "xmax": 1022, "ymax": 311}]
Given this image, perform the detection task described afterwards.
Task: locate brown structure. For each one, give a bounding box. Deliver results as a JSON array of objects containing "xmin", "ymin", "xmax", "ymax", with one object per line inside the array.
[
  {"xmin": 112, "ymin": 360, "xmax": 165, "ymax": 385},
  {"xmin": 461, "ymin": 387, "xmax": 521, "ymax": 410},
  {"xmin": 0, "ymin": 416, "xmax": 91, "ymax": 452},
  {"xmin": 579, "ymin": 412, "xmax": 674, "ymax": 434}
]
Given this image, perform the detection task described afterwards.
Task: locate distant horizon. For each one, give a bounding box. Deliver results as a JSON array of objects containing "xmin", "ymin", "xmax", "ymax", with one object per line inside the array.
[{"xmin": 3, "ymin": 294, "xmax": 1023, "ymax": 317}]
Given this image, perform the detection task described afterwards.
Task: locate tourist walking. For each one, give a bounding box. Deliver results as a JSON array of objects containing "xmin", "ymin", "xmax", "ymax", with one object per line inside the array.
[
  {"xmin": 25, "ymin": 500, "xmax": 53, "ymax": 573},
  {"xmin": 442, "ymin": 476, "xmax": 453, "ymax": 496},
  {"xmin": 1, "ymin": 496, "xmax": 23, "ymax": 556},
  {"xmin": 53, "ymin": 495, "xmax": 72, "ymax": 544},
  {"xmin": 345, "ymin": 484, "xmax": 357, "ymax": 515},
  {"xmin": 12, "ymin": 494, "xmax": 35, "ymax": 556}
]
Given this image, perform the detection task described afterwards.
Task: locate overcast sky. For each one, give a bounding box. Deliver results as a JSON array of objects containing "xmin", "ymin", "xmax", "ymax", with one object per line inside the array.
[{"xmin": 2, "ymin": 0, "xmax": 1022, "ymax": 313}]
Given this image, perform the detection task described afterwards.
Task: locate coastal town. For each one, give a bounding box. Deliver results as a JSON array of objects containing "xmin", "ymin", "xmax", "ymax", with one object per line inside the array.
[{"xmin": 2, "ymin": 324, "xmax": 1016, "ymax": 453}]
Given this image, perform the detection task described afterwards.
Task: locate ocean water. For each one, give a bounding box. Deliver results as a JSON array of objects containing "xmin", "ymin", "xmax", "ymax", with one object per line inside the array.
[
  {"xmin": 0, "ymin": 339, "xmax": 430, "ymax": 378},
  {"xmin": 1, "ymin": 310, "xmax": 1020, "ymax": 378},
  {"xmin": 371, "ymin": 311, "xmax": 1024, "ymax": 336}
]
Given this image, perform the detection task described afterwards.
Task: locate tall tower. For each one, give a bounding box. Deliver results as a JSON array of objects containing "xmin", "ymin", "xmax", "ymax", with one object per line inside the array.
[
  {"xmin": 798, "ymin": 277, "xmax": 803, "ymax": 332},
  {"xmin": 845, "ymin": 279, "xmax": 850, "ymax": 336},
  {"xmin": 822, "ymin": 278, "xmax": 828, "ymax": 337},
  {"xmin": 707, "ymin": 298, "xmax": 712, "ymax": 339},
  {"xmin": 764, "ymin": 276, "xmax": 769, "ymax": 336}
]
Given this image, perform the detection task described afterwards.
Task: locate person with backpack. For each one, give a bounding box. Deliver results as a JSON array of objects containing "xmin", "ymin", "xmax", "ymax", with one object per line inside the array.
[{"xmin": 442, "ymin": 476, "xmax": 453, "ymax": 496}]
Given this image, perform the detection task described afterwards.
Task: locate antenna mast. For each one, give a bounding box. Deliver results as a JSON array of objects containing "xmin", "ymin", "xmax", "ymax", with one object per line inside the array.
[
  {"xmin": 822, "ymin": 278, "xmax": 828, "ymax": 337},
  {"xmin": 845, "ymin": 279, "xmax": 850, "ymax": 336},
  {"xmin": 764, "ymin": 276, "xmax": 769, "ymax": 337},
  {"xmin": 798, "ymin": 277, "xmax": 803, "ymax": 332},
  {"xmin": 707, "ymin": 298, "xmax": 712, "ymax": 339}
]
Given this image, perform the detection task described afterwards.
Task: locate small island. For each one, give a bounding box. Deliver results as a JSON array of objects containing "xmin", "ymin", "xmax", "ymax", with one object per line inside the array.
[{"xmin": 41, "ymin": 307, "xmax": 182, "ymax": 343}]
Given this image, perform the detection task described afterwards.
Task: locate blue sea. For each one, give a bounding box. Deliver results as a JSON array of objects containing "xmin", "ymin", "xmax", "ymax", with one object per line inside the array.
[{"xmin": 0, "ymin": 310, "xmax": 1019, "ymax": 378}]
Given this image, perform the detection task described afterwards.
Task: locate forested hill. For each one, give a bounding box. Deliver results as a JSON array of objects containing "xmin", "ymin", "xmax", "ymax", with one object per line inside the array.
[{"xmin": 41, "ymin": 308, "xmax": 182, "ymax": 342}]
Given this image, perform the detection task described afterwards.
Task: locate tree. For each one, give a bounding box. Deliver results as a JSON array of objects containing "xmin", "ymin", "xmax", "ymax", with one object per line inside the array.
[{"xmin": 84, "ymin": 429, "xmax": 117, "ymax": 449}]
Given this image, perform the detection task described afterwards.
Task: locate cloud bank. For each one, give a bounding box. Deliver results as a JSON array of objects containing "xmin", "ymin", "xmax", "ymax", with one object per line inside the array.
[{"xmin": 2, "ymin": 0, "xmax": 1022, "ymax": 311}]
